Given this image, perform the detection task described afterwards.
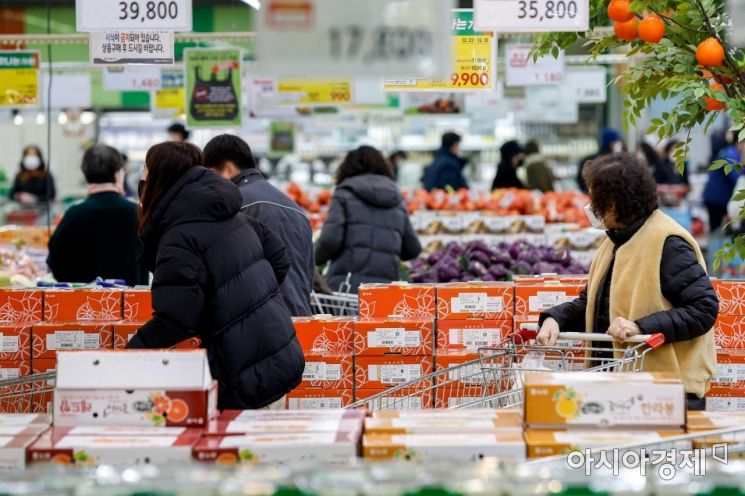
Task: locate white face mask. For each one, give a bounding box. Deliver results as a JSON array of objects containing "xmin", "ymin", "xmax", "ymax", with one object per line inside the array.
[
  {"xmin": 612, "ymin": 142, "xmax": 624, "ymax": 154},
  {"xmin": 584, "ymin": 204, "xmax": 607, "ymax": 231},
  {"xmin": 22, "ymin": 155, "xmax": 41, "ymax": 170}
]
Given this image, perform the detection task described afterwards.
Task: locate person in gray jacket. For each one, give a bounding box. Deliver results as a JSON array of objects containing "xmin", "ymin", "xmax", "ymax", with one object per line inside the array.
[
  {"xmin": 316, "ymin": 146, "xmax": 422, "ymax": 292},
  {"xmin": 204, "ymin": 134, "xmax": 314, "ymax": 316}
]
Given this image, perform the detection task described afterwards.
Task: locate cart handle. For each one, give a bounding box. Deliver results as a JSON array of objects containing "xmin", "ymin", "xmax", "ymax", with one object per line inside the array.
[{"xmin": 518, "ymin": 324, "xmax": 666, "ymax": 349}]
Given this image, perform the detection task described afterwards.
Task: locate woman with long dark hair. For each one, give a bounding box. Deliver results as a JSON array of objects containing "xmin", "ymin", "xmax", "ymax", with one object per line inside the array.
[
  {"xmin": 315, "ymin": 145, "xmax": 421, "ymax": 292},
  {"xmin": 127, "ymin": 141, "xmax": 304, "ymax": 410},
  {"xmin": 10, "ymin": 145, "xmax": 56, "ymax": 204}
]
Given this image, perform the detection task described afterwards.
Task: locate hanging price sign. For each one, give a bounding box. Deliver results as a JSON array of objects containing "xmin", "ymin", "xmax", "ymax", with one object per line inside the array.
[
  {"xmin": 474, "ymin": 0, "xmax": 588, "ymax": 32},
  {"xmin": 103, "ymin": 66, "xmax": 162, "ymax": 91},
  {"xmin": 276, "ymin": 78, "xmax": 353, "ymax": 105},
  {"xmin": 563, "ymin": 67, "xmax": 607, "ymax": 103},
  {"xmin": 258, "ymin": 0, "xmax": 453, "ymax": 77},
  {"xmin": 77, "ymin": 0, "xmax": 192, "ymax": 31},
  {"xmin": 0, "ymin": 51, "xmax": 40, "ymax": 107},
  {"xmin": 504, "ymin": 43, "xmax": 564, "ymax": 87},
  {"xmin": 384, "ymin": 9, "xmax": 496, "ymax": 92}
]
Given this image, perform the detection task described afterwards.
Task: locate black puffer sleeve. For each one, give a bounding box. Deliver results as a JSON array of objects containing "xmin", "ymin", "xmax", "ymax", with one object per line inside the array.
[
  {"xmin": 539, "ymin": 285, "xmax": 589, "ymax": 332},
  {"xmin": 635, "ymin": 236, "xmax": 719, "ymax": 342}
]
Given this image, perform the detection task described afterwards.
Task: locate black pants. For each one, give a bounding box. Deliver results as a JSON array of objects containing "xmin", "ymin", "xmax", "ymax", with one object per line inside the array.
[
  {"xmin": 707, "ymin": 202, "xmax": 728, "ymax": 232},
  {"xmin": 687, "ymin": 393, "xmax": 706, "ymax": 411}
]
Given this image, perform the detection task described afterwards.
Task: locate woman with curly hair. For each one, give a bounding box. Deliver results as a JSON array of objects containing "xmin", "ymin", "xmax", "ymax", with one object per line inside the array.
[
  {"xmin": 315, "ymin": 145, "xmax": 421, "ymax": 292},
  {"xmin": 537, "ymin": 153, "xmax": 718, "ymax": 410}
]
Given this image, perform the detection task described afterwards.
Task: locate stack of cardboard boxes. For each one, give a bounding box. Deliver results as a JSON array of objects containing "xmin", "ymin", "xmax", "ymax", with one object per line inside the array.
[{"xmin": 709, "ymin": 280, "xmax": 745, "ymax": 411}]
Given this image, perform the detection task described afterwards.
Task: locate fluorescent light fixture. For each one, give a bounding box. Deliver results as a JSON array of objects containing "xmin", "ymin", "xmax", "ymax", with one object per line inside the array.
[
  {"xmin": 12, "ymin": 113, "xmax": 23, "ymax": 126},
  {"xmin": 80, "ymin": 111, "xmax": 96, "ymax": 125},
  {"xmin": 240, "ymin": 0, "xmax": 261, "ymax": 9},
  {"xmin": 57, "ymin": 111, "xmax": 68, "ymax": 125},
  {"xmin": 36, "ymin": 112, "xmax": 45, "ymax": 125}
]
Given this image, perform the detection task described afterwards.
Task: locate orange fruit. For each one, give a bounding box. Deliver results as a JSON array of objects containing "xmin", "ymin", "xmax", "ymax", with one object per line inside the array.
[
  {"xmin": 696, "ymin": 38, "xmax": 725, "ymax": 67},
  {"xmin": 638, "ymin": 16, "xmax": 665, "ymax": 43},
  {"xmin": 166, "ymin": 398, "xmax": 189, "ymax": 423},
  {"xmin": 608, "ymin": 0, "xmax": 635, "ymax": 22},
  {"xmin": 51, "ymin": 453, "xmax": 73, "ymax": 465},
  {"xmin": 152, "ymin": 395, "xmax": 171, "ymax": 415},
  {"xmin": 614, "ymin": 18, "xmax": 639, "ymax": 42},
  {"xmin": 215, "ymin": 452, "xmax": 238, "ymax": 465},
  {"xmin": 704, "ymin": 83, "xmax": 726, "ymax": 111}
]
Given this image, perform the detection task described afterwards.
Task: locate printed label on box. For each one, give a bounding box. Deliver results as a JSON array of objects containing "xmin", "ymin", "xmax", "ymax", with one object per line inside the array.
[
  {"xmin": 302, "ymin": 362, "xmax": 342, "ymax": 382},
  {"xmin": 447, "ymin": 363, "xmax": 484, "ymax": 385},
  {"xmin": 528, "ymin": 292, "xmax": 572, "ymax": 312},
  {"xmin": 288, "ymin": 397, "xmax": 344, "ymax": 410},
  {"xmin": 367, "ymin": 329, "xmax": 421, "ymax": 348},
  {"xmin": 445, "ymin": 397, "xmax": 484, "ymax": 408},
  {"xmin": 368, "ymin": 364, "xmax": 422, "ymax": 385},
  {"xmin": 713, "ymin": 364, "xmax": 745, "ymax": 384},
  {"xmin": 376, "ymin": 397, "xmax": 423, "ymax": 410},
  {"xmin": 0, "ymin": 335, "xmax": 19, "ymax": 353},
  {"xmin": 450, "ymin": 294, "xmax": 504, "ymax": 314},
  {"xmin": 449, "ymin": 329, "xmax": 502, "ymax": 349},
  {"xmin": 0, "ymin": 369, "xmax": 20, "ymax": 380},
  {"xmin": 47, "ymin": 331, "xmax": 100, "ymax": 351},
  {"xmin": 706, "ymin": 397, "xmax": 745, "ymax": 411},
  {"xmin": 55, "ymin": 435, "xmax": 179, "ymax": 449}
]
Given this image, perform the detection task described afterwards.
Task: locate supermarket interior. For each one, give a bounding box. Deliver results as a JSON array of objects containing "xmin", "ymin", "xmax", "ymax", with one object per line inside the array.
[{"xmin": 0, "ymin": 0, "xmax": 745, "ymax": 493}]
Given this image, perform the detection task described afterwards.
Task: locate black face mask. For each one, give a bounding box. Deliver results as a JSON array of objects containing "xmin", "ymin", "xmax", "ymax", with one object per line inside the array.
[{"xmin": 138, "ymin": 180, "xmax": 146, "ymax": 199}]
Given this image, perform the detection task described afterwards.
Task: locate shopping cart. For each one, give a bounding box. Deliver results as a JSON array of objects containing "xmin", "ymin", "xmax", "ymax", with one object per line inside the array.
[
  {"xmin": 0, "ymin": 371, "xmax": 55, "ymax": 414},
  {"xmin": 310, "ymin": 273, "xmax": 358, "ymax": 316},
  {"xmin": 348, "ymin": 327, "xmax": 665, "ymax": 411}
]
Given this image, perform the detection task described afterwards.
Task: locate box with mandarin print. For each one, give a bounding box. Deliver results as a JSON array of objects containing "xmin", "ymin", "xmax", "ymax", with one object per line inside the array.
[
  {"xmin": 292, "ymin": 316, "xmax": 354, "ymax": 354},
  {"xmin": 43, "ymin": 289, "xmax": 122, "ymax": 322},
  {"xmin": 296, "ymin": 353, "xmax": 354, "ymax": 392},
  {"xmin": 113, "ymin": 323, "xmax": 201, "ymax": 350},
  {"xmin": 31, "ymin": 322, "xmax": 113, "ymax": 359},
  {"xmin": 122, "ymin": 288, "xmax": 152, "ymax": 322},
  {"xmin": 712, "ymin": 280, "xmax": 745, "ymax": 349},
  {"xmin": 0, "ymin": 289, "xmax": 43, "ymax": 324},
  {"xmin": 434, "ymin": 350, "xmax": 497, "ymax": 408},
  {"xmin": 358, "ymin": 283, "xmax": 436, "ymax": 319},
  {"xmin": 354, "ymin": 318, "xmax": 434, "ymax": 356},
  {"xmin": 0, "ymin": 361, "xmax": 32, "ymax": 414},
  {"xmin": 435, "ymin": 320, "xmax": 512, "ymax": 351},
  {"xmin": 513, "ymin": 276, "xmax": 585, "ymax": 318}
]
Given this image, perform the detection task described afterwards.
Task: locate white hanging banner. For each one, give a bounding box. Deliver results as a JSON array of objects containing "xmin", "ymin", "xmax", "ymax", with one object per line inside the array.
[
  {"xmin": 563, "ymin": 67, "xmax": 607, "ymax": 103},
  {"xmin": 103, "ymin": 66, "xmax": 162, "ymax": 91},
  {"xmin": 474, "ymin": 0, "xmax": 589, "ymax": 32},
  {"xmin": 90, "ymin": 31, "xmax": 174, "ymax": 65},
  {"xmin": 257, "ymin": 0, "xmax": 454, "ymax": 77},
  {"xmin": 504, "ymin": 43, "xmax": 565, "ymax": 87},
  {"xmin": 76, "ymin": 0, "xmax": 192, "ymax": 32}
]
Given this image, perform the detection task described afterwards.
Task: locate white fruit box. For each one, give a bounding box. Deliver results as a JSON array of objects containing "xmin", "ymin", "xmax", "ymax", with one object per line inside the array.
[
  {"xmin": 0, "ymin": 414, "xmax": 51, "ymax": 436},
  {"xmin": 207, "ymin": 409, "xmax": 365, "ymax": 436}
]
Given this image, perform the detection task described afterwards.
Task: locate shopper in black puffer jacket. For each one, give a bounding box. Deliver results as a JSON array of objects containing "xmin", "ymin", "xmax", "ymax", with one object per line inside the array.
[
  {"xmin": 126, "ymin": 142, "xmax": 304, "ymax": 410},
  {"xmin": 315, "ymin": 146, "xmax": 421, "ymax": 292}
]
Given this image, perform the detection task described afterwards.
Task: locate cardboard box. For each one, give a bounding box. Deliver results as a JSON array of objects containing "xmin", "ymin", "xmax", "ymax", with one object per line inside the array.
[
  {"xmin": 712, "ymin": 280, "xmax": 745, "ymax": 316},
  {"xmin": 524, "ymin": 430, "xmax": 688, "ymax": 458},
  {"xmin": 31, "ymin": 322, "xmax": 113, "ymax": 359},
  {"xmin": 286, "ymin": 389, "xmax": 353, "ymax": 409},
  {"xmin": 513, "ymin": 275, "xmax": 589, "ymax": 285},
  {"xmin": 0, "ymin": 414, "xmax": 51, "ymax": 436},
  {"xmin": 371, "ymin": 408, "xmax": 521, "ymax": 419},
  {"xmin": 355, "ymin": 388, "xmax": 433, "ymax": 410},
  {"xmin": 713, "ymin": 316, "xmax": 745, "ymax": 349},
  {"xmin": 293, "ymin": 316, "xmax": 354, "ymax": 354},
  {"xmin": 218, "ymin": 409, "xmax": 352, "ymax": 422},
  {"xmin": 296, "ymin": 353, "xmax": 354, "ymax": 391},
  {"xmin": 364, "ymin": 413, "xmax": 522, "ymax": 434},
  {"xmin": 122, "ymin": 289, "xmax": 152, "ymax": 322},
  {"xmin": 355, "ymin": 355, "xmax": 433, "ymax": 390},
  {"xmin": 53, "ymin": 351, "xmax": 218, "ymax": 428},
  {"xmin": 43, "ymin": 289, "xmax": 122, "ymax": 322},
  {"xmin": 0, "ymin": 289, "xmax": 43, "ymax": 324},
  {"xmin": 523, "ymin": 372, "xmax": 686, "ymax": 429},
  {"xmin": 0, "ymin": 434, "xmax": 43, "ymax": 470},
  {"xmin": 207, "ymin": 409, "xmax": 364, "ymax": 436},
  {"xmin": 512, "ymin": 315, "xmax": 539, "ymax": 336},
  {"xmin": 712, "ymin": 350, "xmax": 745, "ymax": 389},
  {"xmin": 435, "ymin": 320, "xmax": 512, "ymax": 351},
  {"xmin": 193, "ymin": 431, "xmax": 360, "ymax": 465},
  {"xmin": 436, "ymin": 282, "xmax": 514, "ymax": 321},
  {"xmin": 27, "ymin": 428, "xmax": 201, "ymax": 466},
  {"xmin": 0, "ymin": 325, "xmax": 30, "ymax": 362},
  {"xmin": 113, "ymin": 323, "xmax": 200, "ymax": 350},
  {"xmin": 705, "ymin": 386, "xmax": 745, "ymax": 411},
  {"xmin": 0, "ymin": 360, "xmax": 30, "ymax": 379},
  {"xmin": 687, "ymin": 411, "xmax": 745, "ymax": 431},
  {"xmin": 354, "ymin": 319, "xmax": 434, "ymax": 356},
  {"xmin": 514, "ymin": 281, "xmax": 584, "ymax": 317},
  {"xmin": 363, "ymin": 432, "xmax": 525, "ymax": 461},
  {"xmin": 31, "ymin": 359, "xmax": 56, "ymax": 374},
  {"xmin": 433, "ymin": 350, "xmax": 496, "ymax": 407},
  {"xmin": 358, "ymin": 283, "xmax": 436, "ymax": 319}
]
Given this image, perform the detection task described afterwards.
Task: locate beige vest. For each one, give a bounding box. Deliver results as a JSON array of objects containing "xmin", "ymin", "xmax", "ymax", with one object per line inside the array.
[{"xmin": 585, "ymin": 210, "xmax": 716, "ymax": 397}]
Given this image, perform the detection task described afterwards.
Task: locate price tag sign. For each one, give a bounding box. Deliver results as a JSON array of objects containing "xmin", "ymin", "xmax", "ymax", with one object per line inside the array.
[
  {"xmin": 505, "ymin": 43, "xmax": 564, "ymax": 87},
  {"xmin": 103, "ymin": 66, "xmax": 162, "ymax": 91},
  {"xmin": 523, "ymin": 85, "xmax": 578, "ymax": 123},
  {"xmin": 0, "ymin": 51, "xmax": 40, "ymax": 107},
  {"xmin": 384, "ymin": 9, "xmax": 496, "ymax": 92},
  {"xmin": 257, "ymin": 0, "xmax": 453, "ymax": 77},
  {"xmin": 90, "ymin": 31, "xmax": 174, "ymax": 65},
  {"xmin": 77, "ymin": 0, "xmax": 192, "ymax": 32},
  {"xmin": 564, "ymin": 67, "xmax": 607, "ymax": 103},
  {"xmin": 474, "ymin": 0, "xmax": 588, "ymax": 32},
  {"xmin": 276, "ymin": 78, "xmax": 353, "ymax": 105},
  {"xmin": 152, "ymin": 69, "xmax": 184, "ymax": 117}
]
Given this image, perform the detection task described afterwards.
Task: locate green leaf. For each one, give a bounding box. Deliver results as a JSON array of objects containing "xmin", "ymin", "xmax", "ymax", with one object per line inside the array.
[{"xmin": 694, "ymin": 88, "xmax": 705, "ymax": 98}]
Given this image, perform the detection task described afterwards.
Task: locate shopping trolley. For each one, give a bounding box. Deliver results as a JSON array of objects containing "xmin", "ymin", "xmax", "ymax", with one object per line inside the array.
[
  {"xmin": 0, "ymin": 371, "xmax": 55, "ymax": 414},
  {"xmin": 310, "ymin": 273, "xmax": 358, "ymax": 316},
  {"xmin": 348, "ymin": 326, "xmax": 665, "ymax": 411}
]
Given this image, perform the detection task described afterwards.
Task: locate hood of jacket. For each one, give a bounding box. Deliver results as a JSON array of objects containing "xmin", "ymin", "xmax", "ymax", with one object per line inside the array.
[
  {"xmin": 338, "ymin": 173, "xmax": 402, "ymax": 208},
  {"xmin": 139, "ymin": 167, "xmax": 242, "ymax": 270}
]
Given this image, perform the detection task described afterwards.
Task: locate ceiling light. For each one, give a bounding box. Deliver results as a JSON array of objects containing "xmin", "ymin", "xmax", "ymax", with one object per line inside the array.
[{"xmin": 240, "ymin": 0, "xmax": 261, "ymax": 9}]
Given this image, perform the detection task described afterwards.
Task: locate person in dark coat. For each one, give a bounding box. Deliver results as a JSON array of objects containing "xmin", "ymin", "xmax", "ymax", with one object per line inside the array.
[
  {"xmin": 537, "ymin": 154, "xmax": 718, "ymax": 410},
  {"xmin": 524, "ymin": 140, "xmax": 555, "ymax": 193},
  {"xmin": 492, "ymin": 140, "xmax": 525, "ymax": 190},
  {"xmin": 47, "ymin": 145, "xmax": 147, "ymax": 286},
  {"xmin": 203, "ymin": 134, "xmax": 314, "ymax": 316},
  {"xmin": 422, "ymin": 132, "xmax": 468, "ymax": 191},
  {"xmin": 655, "ymin": 140, "xmax": 689, "ymax": 186},
  {"xmin": 316, "ymin": 145, "xmax": 422, "ymax": 292},
  {"xmin": 126, "ymin": 141, "xmax": 304, "ymax": 410},
  {"xmin": 10, "ymin": 145, "xmax": 56, "ymax": 204},
  {"xmin": 703, "ymin": 138, "xmax": 744, "ymax": 232},
  {"xmin": 576, "ymin": 128, "xmax": 624, "ymax": 193}
]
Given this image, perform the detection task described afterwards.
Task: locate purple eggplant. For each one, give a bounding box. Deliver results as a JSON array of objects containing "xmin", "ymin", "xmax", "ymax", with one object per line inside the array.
[
  {"xmin": 547, "ymin": 248, "xmax": 572, "ymax": 267},
  {"xmin": 488, "ymin": 264, "xmax": 510, "ymax": 279},
  {"xmin": 427, "ymin": 251, "xmax": 444, "ymax": 265},
  {"xmin": 438, "ymin": 264, "xmax": 462, "ymax": 281},
  {"xmin": 481, "ymin": 273, "xmax": 496, "ymax": 282},
  {"xmin": 511, "ymin": 260, "xmax": 533, "ymax": 275},
  {"xmin": 468, "ymin": 261, "xmax": 488, "ymax": 278},
  {"xmin": 468, "ymin": 250, "xmax": 491, "ymax": 266},
  {"xmin": 445, "ymin": 241, "xmax": 465, "ymax": 257},
  {"xmin": 490, "ymin": 250, "xmax": 512, "ymax": 265},
  {"xmin": 532, "ymin": 261, "xmax": 557, "ymax": 275}
]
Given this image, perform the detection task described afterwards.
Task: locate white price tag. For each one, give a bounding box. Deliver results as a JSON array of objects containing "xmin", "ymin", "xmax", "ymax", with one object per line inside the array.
[
  {"xmin": 288, "ymin": 397, "xmax": 343, "ymax": 410},
  {"xmin": 90, "ymin": 31, "xmax": 174, "ymax": 65},
  {"xmin": 103, "ymin": 66, "xmax": 162, "ymax": 91},
  {"xmin": 0, "ymin": 334, "xmax": 18, "ymax": 353},
  {"xmin": 257, "ymin": 0, "xmax": 453, "ymax": 77},
  {"xmin": 447, "ymin": 363, "xmax": 484, "ymax": 385},
  {"xmin": 377, "ymin": 397, "xmax": 423, "ymax": 410},
  {"xmin": 369, "ymin": 364, "xmax": 422, "ymax": 384},
  {"xmin": 451, "ymin": 293, "xmax": 504, "ymax": 313},
  {"xmin": 474, "ymin": 0, "xmax": 589, "ymax": 32},
  {"xmin": 0, "ymin": 369, "xmax": 19, "ymax": 380},
  {"xmin": 563, "ymin": 67, "xmax": 607, "ymax": 103},
  {"xmin": 528, "ymin": 291, "xmax": 570, "ymax": 312},
  {"xmin": 505, "ymin": 44, "xmax": 565, "ymax": 87},
  {"xmin": 368, "ymin": 328, "xmax": 422, "ymax": 348},
  {"xmin": 48, "ymin": 331, "xmax": 100, "ymax": 351},
  {"xmin": 76, "ymin": 0, "xmax": 192, "ymax": 32}
]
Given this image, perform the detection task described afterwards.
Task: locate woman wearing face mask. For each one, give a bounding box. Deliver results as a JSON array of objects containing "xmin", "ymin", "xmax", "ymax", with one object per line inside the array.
[
  {"xmin": 10, "ymin": 145, "xmax": 56, "ymax": 204},
  {"xmin": 127, "ymin": 141, "xmax": 304, "ymax": 410},
  {"xmin": 537, "ymin": 153, "xmax": 718, "ymax": 411},
  {"xmin": 491, "ymin": 140, "xmax": 526, "ymax": 190},
  {"xmin": 47, "ymin": 145, "xmax": 147, "ymax": 286}
]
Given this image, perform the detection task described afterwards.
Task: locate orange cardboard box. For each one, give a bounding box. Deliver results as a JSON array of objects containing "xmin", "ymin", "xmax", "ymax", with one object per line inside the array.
[
  {"xmin": 32, "ymin": 359, "xmax": 56, "ymax": 374},
  {"xmin": 705, "ymin": 386, "xmax": 745, "ymax": 411},
  {"xmin": 712, "ymin": 279, "xmax": 745, "ymax": 316},
  {"xmin": 296, "ymin": 353, "xmax": 354, "ymax": 391},
  {"xmin": 712, "ymin": 349, "xmax": 745, "ymax": 389},
  {"xmin": 30, "ymin": 359, "xmax": 55, "ymax": 414},
  {"xmin": 31, "ymin": 322, "xmax": 113, "ymax": 359},
  {"xmin": 436, "ymin": 282, "xmax": 514, "ymax": 320},
  {"xmin": 0, "ymin": 289, "xmax": 43, "ymax": 324},
  {"xmin": 113, "ymin": 323, "xmax": 201, "ymax": 350},
  {"xmin": 122, "ymin": 289, "xmax": 152, "ymax": 321},
  {"xmin": 514, "ymin": 281, "xmax": 584, "ymax": 317},
  {"xmin": 358, "ymin": 283, "xmax": 436, "ymax": 319},
  {"xmin": 355, "ymin": 388, "xmax": 433, "ymax": 410},
  {"xmin": 434, "ymin": 349, "xmax": 496, "ymax": 408},
  {"xmin": 435, "ymin": 320, "xmax": 512, "ymax": 351},
  {"xmin": 43, "ymin": 289, "xmax": 123, "ymax": 322},
  {"xmin": 0, "ymin": 361, "xmax": 32, "ymax": 413},
  {"xmin": 713, "ymin": 316, "xmax": 745, "ymax": 349},
  {"xmin": 286, "ymin": 389, "xmax": 353, "ymax": 409},
  {"xmin": 524, "ymin": 430, "xmax": 687, "ymax": 459},
  {"xmin": 513, "ymin": 275, "xmax": 589, "ymax": 285},
  {"xmin": 355, "ymin": 355, "xmax": 433, "ymax": 390},
  {"xmin": 293, "ymin": 316, "xmax": 354, "ymax": 354},
  {"xmin": 354, "ymin": 318, "xmax": 434, "ymax": 356},
  {"xmin": 512, "ymin": 315, "xmax": 539, "ymax": 336},
  {"xmin": 0, "ymin": 325, "xmax": 30, "ymax": 362}
]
